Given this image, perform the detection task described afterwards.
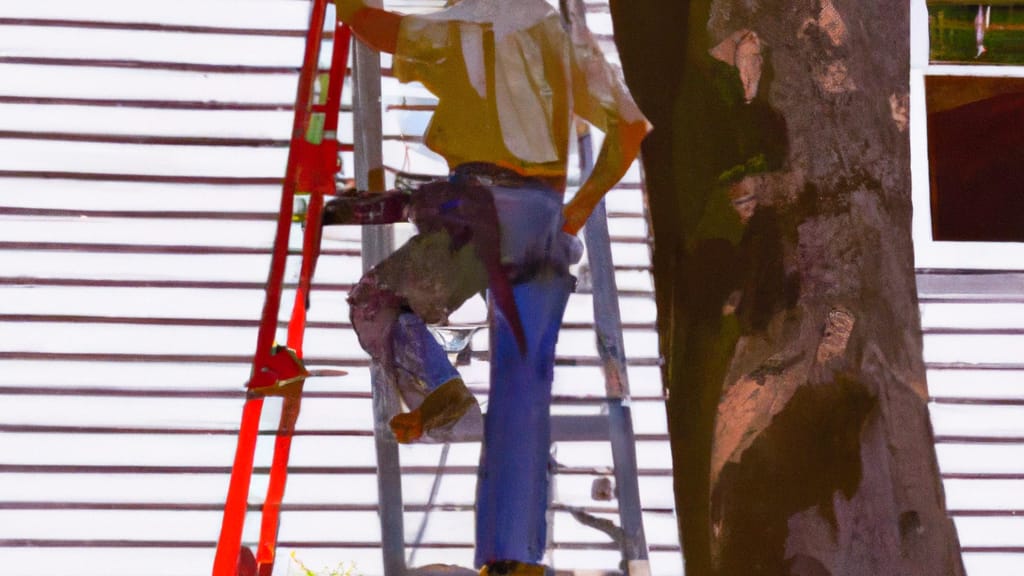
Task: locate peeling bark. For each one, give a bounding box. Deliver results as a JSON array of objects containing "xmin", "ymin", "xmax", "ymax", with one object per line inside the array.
[{"xmin": 611, "ymin": 0, "xmax": 964, "ymax": 573}]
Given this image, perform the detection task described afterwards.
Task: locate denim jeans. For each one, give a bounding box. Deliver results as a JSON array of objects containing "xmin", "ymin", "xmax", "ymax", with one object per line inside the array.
[{"xmin": 348, "ymin": 173, "xmax": 580, "ymax": 565}]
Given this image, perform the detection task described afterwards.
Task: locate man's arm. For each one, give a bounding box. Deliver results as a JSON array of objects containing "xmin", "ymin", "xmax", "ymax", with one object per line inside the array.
[
  {"xmin": 562, "ymin": 114, "xmax": 650, "ymax": 235},
  {"xmin": 335, "ymin": 0, "xmax": 402, "ymax": 53},
  {"xmin": 562, "ymin": 33, "xmax": 651, "ymax": 236}
]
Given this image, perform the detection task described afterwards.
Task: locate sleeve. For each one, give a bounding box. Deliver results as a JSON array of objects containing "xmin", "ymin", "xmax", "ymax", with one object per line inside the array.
[
  {"xmin": 392, "ymin": 14, "xmax": 453, "ymax": 87},
  {"xmin": 569, "ymin": 25, "xmax": 647, "ymax": 134}
]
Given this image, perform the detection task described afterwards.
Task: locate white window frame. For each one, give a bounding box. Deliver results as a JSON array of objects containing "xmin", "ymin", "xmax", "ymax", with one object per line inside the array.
[{"xmin": 910, "ymin": 0, "xmax": 1024, "ymax": 269}]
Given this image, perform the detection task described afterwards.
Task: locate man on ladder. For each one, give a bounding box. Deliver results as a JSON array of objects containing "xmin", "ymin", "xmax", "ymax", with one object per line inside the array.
[{"xmin": 337, "ymin": 0, "xmax": 649, "ymax": 573}]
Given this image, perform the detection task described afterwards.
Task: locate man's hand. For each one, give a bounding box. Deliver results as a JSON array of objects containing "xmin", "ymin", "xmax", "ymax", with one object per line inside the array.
[
  {"xmin": 562, "ymin": 117, "xmax": 650, "ymax": 236},
  {"xmin": 562, "ymin": 197, "xmax": 593, "ymax": 236},
  {"xmin": 334, "ymin": 0, "xmax": 400, "ymax": 54}
]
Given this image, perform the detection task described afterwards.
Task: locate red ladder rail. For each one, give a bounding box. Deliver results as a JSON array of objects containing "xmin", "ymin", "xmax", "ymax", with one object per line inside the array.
[
  {"xmin": 212, "ymin": 1, "xmax": 352, "ymax": 574},
  {"xmin": 256, "ymin": 22, "xmax": 353, "ymax": 576}
]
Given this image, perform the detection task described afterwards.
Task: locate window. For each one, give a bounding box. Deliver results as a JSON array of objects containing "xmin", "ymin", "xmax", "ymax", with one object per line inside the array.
[{"xmin": 911, "ymin": 1, "xmax": 1024, "ymax": 261}]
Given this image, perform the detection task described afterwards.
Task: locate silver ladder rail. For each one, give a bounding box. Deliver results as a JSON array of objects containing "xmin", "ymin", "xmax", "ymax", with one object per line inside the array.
[
  {"xmin": 351, "ymin": 7, "xmax": 408, "ymax": 575},
  {"xmin": 576, "ymin": 123, "xmax": 651, "ymax": 576}
]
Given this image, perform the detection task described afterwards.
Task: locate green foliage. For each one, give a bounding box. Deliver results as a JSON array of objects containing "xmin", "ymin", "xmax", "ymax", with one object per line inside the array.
[
  {"xmin": 288, "ymin": 551, "xmax": 360, "ymax": 576},
  {"xmin": 718, "ymin": 154, "xmax": 768, "ymax": 186}
]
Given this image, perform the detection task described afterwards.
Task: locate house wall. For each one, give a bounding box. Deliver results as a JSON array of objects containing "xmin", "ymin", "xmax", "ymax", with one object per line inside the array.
[
  {"xmin": 911, "ymin": 1, "xmax": 1024, "ymax": 573},
  {"xmin": 0, "ymin": 1, "xmax": 681, "ymax": 574},
  {"xmin": 1, "ymin": 0, "xmax": 1021, "ymax": 574}
]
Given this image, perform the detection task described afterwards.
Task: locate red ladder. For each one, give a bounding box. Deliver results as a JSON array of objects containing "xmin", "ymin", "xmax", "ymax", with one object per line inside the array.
[{"xmin": 212, "ymin": 2, "xmax": 353, "ymax": 574}]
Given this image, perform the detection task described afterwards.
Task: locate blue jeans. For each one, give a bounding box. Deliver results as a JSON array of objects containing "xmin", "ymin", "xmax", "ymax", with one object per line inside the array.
[{"xmin": 348, "ymin": 175, "xmax": 580, "ymax": 565}]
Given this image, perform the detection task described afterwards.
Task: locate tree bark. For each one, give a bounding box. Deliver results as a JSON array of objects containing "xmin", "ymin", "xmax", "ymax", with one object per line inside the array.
[{"xmin": 610, "ymin": 0, "xmax": 966, "ymax": 574}]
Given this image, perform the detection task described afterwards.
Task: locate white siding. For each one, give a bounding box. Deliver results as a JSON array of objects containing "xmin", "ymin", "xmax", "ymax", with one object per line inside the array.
[
  {"xmin": 0, "ymin": 1, "xmax": 678, "ymax": 575},
  {"xmin": 4, "ymin": 1, "xmax": 1016, "ymax": 574}
]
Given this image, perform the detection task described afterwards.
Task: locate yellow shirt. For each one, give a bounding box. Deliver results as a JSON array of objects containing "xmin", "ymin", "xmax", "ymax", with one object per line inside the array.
[{"xmin": 392, "ymin": 0, "xmax": 646, "ymax": 179}]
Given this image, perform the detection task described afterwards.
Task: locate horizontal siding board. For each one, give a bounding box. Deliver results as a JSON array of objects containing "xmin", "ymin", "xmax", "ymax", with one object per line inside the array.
[
  {"xmin": 930, "ymin": 403, "xmax": 1024, "ymax": 439},
  {"xmin": 954, "ymin": 517, "xmax": 1024, "ymax": 548},
  {"xmin": 604, "ymin": 215, "xmax": 649, "ymax": 239},
  {"xmin": 0, "ymin": 250, "xmax": 279, "ymax": 282},
  {"xmin": 0, "ymin": 55, "xmax": 305, "ymax": 75},
  {"xmin": 0, "ymin": 351, "xmax": 661, "ymax": 367},
  {"xmin": 917, "ymin": 271, "xmax": 1024, "ymax": 301},
  {"xmin": 0, "ymin": 434, "xmax": 494, "ymax": 470},
  {"xmin": 0, "ymin": 94, "xmax": 297, "ymax": 111},
  {"xmin": 0, "ymin": 472, "xmax": 378, "ymax": 505},
  {"xmin": 0, "ymin": 509, "xmax": 380, "ymax": 542},
  {"xmin": 549, "ymin": 551, "xmax": 684, "ymax": 576},
  {"xmin": 0, "ymin": 206, "xmax": 279, "ymax": 221},
  {"xmin": 923, "ymin": 334, "xmax": 1024, "ymax": 365},
  {"xmin": 0, "ymin": 25, "xmax": 317, "ymax": 68},
  {"xmin": 936, "ymin": 444, "xmax": 1024, "ymax": 475},
  {"xmin": 0, "ymin": 432, "xmax": 674, "ymax": 476},
  {"xmin": 0, "ymin": 64, "xmax": 416, "ymax": 105},
  {"xmin": 0, "ymin": 139, "xmax": 289, "ymax": 177},
  {"xmin": 0, "ymin": 104, "xmax": 298, "ymax": 141},
  {"xmin": 963, "ymin": 555, "xmax": 1024, "ymax": 576},
  {"xmin": 0, "ymin": 18, "xmax": 323, "ymax": 38},
  {"xmin": 0, "ymin": 254, "xmax": 647, "ymax": 291},
  {"xmin": 0, "ymin": 396, "xmax": 671, "ymax": 441},
  {"xmin": 0, "ymin": 433, "xmax": 244, "ymax": 467},
  {"xmin": 552, "ymin": 511, "xmax": 679, "ymax": 547},
  {"xmin": 0, "ymin": 359, "xmax": 666, "ymax": 399},
  {"xmin": 0, "ymin": 284, "xmax": 656, "ymax": 330},
  {"xmin": 945, "ymin": 479, "xmax": 1024, "ymax": 511},
  {"xmin": 604, "ymin": 268, "xmax": 654, "ymax": 292},
  {"xmin": 3, "ymin": 548, "xmax": 227, "ymax": 576},
  {"xmin": 0, "ymin": 395, "xmax": 374, "ymax": 432},
  {"xmin": 0, "ymin": 220, "xmax": 635, "ymax": 249},
  {"xmin": 921, "ymin": 302, "xmax": 1024, "ymax": 331},
  {"xmin": 1, "ymin": 0, "xmax": 315, "ymax": 30},
  {"xmin": 0, "ymin": 218, "xmax": 281, "ymax": 247},
  {"xmin": 0, "ymin": 549, "xmax": 711, "ymax": 576},
  {"xmin": 0, "ymin": 251, "xmax": 362, "ymax": 283},
  {"xmin": 552, "ymin": 440, "xmax": 672, "ymax": 472},
  {"xmin": 0, "ymin": 179, "xmax": 284, "ymax": 212},
  {"xmin": 0, "ymin": 359, "xmax": 259, "ymax": 390},
  {"xmin": 560, "ymin": 328, "xmax": 658, "ymax": 360},
  {"xmin": 0, "ymin": 472, "xmax": 691, "ymax": 511},
  {"xmin": 928, "ymin": 369, "xmax": 1024, "ymax": 401},
  {"xmin": 0, "ymin": 241, "xmax": 357, "ymax": 257},
  {"xmin": 606, "ymin": 241, "xmax": 651, "ymax": 267},
  {"xmin": 553, "ymin": 474, "xmax": 675, "ymax": 510},
  {"xmin": 0, "ymin": 285, "xmax": 339, "ymax": 321},
  {"xmin": 0, "ymin": 104, "xmax": 422, "ymax": 144},
  {"xmin": 0, "ymin": 64, "xmax": 301, "ymax": 103},
  {"xmin": 2, "ymin": 320, "xmax": 657, "ymax": 362},
  {"xmin": 0, "ymin": 180, "xmax": 642, "ymax": 214},
  {"xmin": 0, "ymin": 508, "xmax": 682, "ymax": 547}
]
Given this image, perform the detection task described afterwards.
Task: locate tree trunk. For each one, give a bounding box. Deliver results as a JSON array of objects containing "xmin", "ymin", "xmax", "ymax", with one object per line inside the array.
[{"xmin": 610, "ymin": 0, "xmax": 966, "ymax": 574}]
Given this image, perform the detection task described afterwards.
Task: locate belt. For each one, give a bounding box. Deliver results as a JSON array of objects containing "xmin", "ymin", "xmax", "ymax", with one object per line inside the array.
[{"xmin": 452, "ymin": 162, "xmax": 566, "ymax": 191}]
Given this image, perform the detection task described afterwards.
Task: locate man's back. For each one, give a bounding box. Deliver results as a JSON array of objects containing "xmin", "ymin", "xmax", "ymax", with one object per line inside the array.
[
  {"xmin": 392, "ymin": 0, "xmax": 572, "ymax": 175},
  {"xmin": 337, "ymin": 0, "xmax": 649, "ymax": 233}
]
